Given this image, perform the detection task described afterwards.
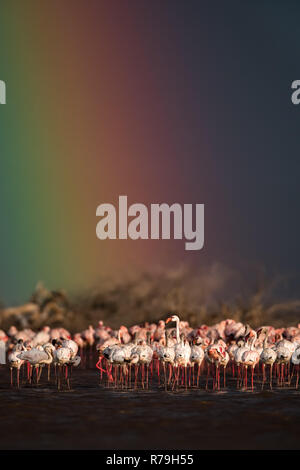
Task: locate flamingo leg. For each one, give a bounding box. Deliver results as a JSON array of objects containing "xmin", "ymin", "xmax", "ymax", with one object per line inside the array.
[
  {"xmin": 177, "ymin": 366, "xmax": 181, "ymax": 389},
  {"xmin": 100, "ymin": 357, "xmax": 103, "ymax": 379},
  {"xmin": 171, "ymin": 366, "xmax": 178, "ymax": 391},
  {"xmin": 141, "ymin": 364, "xmax": 145, "ymax": 389},
  {"xmin": 262, "ymin": 363, "xmax": 265, "ymax": 389},
  {"xmin": 206, "ymin": 364, "xmax": 210, "ymax": 390},
  {"xmin": 290, "ymin": 364, "xmax": 294, "ymax": 385},
  {"xmin": 168, "ymin": 363, "xmax": 172, "ymax": 385},
  {"xmin": 37, "ymin": 366, "xmax": 43, "ymax": 383},
  {"xmin": 171, "ymin": 366, "xmax": 176, "ymax": 391},
  {"xmin": 57, "ymin": 366, "xmax": 61, "ymax": 390},
  {"xmin": 237, "ymin": 365, "xmax": 240, "ymax": 388},
  {"xmin": 270, "ymin": 364, "xmax": 273, "ymax": 390},
  {"xmin": 146, "ymin": 364, "xmax": 149, "ymax": 389},
  {"xmin": 66, "ymin": 366, "xmax": 70, "ymax": 390},
  {"xmin": 120, "ymin": 366, "xmax": 123, "ymax": 388},
  {"xmin": 197, "ymin": 363, "xmax": 201, "ymax": 387},
  {"xmin": 114, "ymin": 365, "xmax": 117, "ymax": 387},
  {"xmin": 134, "ymin": 365, "xmax": 138, "ymax": 389},
  {"xmin": 163, "ymin": 363, "xmax": 167, "ymax": 390}
]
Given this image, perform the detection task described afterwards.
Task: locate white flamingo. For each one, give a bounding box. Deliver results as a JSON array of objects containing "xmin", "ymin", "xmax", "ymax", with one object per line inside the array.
[
  {"xmin": 260, "ymin": 327, "xmax": 277, "ymax": 389},
  {"xmin": 8, "ymin": 339, "xmax": 25, "ymax": 387},
  {"xmin": 291, "ymin": 347, "xmax": 300, "ymax": 388},
  {"xmin": 172, "ymin": 333, "xmax": 191, "ymax": 389},
  {"xmin": 17, "ymin": 344, "xmax": 53, "ymax": 383},
  {"xmin": 190, "ymin": 341, "xmax": 204, "ymax": 386},
  {"xmin": 241, "ymin": 329, "xmax": 260, "ymax": 390}
]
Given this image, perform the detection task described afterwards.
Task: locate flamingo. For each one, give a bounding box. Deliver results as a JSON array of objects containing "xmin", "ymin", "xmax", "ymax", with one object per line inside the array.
[
  {"xmin": 234, "ymin": 326, "xmax": 252, "ymax": 387},
  {"xmin": 31, "ymin": 326, "xmax": 51, "ymax": 347},
  {"xmin": 8, "ymin": 339, "xmax": 25, "ymax": 387},
  {"xmin": 17, "ymin": 344, "xmax": 54, "ymax": 384},
  {"xmin": 260, "ymin": 327, "xmax": 277, "ymax": 389},
  {"xmin": 291, "ymin": 347, "xmax": 300, "ymax": 388},
  {"xmin": 130, "ymin": 332, "xmax": 153, "ymax": 388},
  {"xmin": 166, "ymin": 315, "xmax": 180, "ymax": 342},
  {"xmin": 241, "ymin": 329, "xmax": 260, "ymax": 390},
  {"xmin": 205, "ymin": 342, "xmax": 226, "ymax": 390},
  {"xmin": 61, "ymin": 339, "xmax": 78, "ymax": 360},
  {"xmin": 172, "ymin": 333, "xmax": 191, "ymax": 390},
  {"xmin": 190, "ymin": 340, "xmax": 204, "ymax": 386},
  {"xmin": 3, "ymin": 312, "xmax": 300, "ymax": 394},
  {"xmin": 275, "ymin": 341, "xmax": 292, "ymax": 386},
  {"xmin": 55, "ymin": 345, "xmax": 73, "ymax": 389},
  {"xmin": 159, "ymin": 330, "xmax": 175, "ymax": 389},
  {"xmin": 166, "ymin": 315, "xmax": 191, "ymax": 389}
]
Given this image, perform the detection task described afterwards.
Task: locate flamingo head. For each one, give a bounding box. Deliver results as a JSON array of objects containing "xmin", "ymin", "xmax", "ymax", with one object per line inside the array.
[
  {"xmin": 245, "ymin": 328, "xmax": 257, "ymax": 344},
  {"xmin": 166, "ymin": 315, "xmax": 180, "ymax": 324},
  {"xmin": 218, "ymin": 346, "xmax": 227, "ymax": 358},
  {"xmin": 208, "ymin": 348, "xmax": 219, "ymax": 360}
]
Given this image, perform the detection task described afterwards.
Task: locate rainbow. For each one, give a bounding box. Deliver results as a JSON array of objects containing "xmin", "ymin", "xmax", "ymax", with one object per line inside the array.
[{"xmin": 0, "ymin": 2, "xmax": 226, "ymax": 304}]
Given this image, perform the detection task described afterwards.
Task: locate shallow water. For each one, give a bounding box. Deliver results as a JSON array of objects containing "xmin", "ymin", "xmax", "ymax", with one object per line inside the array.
[{"xmin": 1, "ymin": 366, "xmax": 300, "ymax": 449}]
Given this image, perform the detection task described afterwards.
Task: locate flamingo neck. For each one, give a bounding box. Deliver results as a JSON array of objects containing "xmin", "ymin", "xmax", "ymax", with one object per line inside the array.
[
  {"xmin": 250, "ymin": 332, "xmax": 257, "ymax": 351},
  {"xmin": 176, "ymin": 319, "xmax": 180, "ymax": 343},
  {"xmin": 44, "ymin": 349, "xmax": 52, "ymax": 364}
]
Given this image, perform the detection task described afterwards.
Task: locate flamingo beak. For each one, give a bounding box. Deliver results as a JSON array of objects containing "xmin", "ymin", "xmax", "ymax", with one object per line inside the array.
[{"xmin": 166, "ymin": 317, "xmax": 172, "ymax": 324}]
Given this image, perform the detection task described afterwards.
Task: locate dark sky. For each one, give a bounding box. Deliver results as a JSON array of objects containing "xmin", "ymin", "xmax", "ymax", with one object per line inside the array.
[{"xmin": 171, "ymin": 0, "xmax": 300, "ymax": 274}]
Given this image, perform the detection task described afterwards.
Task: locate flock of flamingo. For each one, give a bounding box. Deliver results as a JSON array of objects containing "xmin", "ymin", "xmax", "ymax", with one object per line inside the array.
[{"xmin": 1, "ymin": 315, "xmax": 300, "ymax": 391}]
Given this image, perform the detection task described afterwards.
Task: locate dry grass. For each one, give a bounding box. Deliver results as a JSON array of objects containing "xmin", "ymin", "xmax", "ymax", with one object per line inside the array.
[{"xmin": 0, "ymin": 264, "xmax": 299, "ymax": 332}]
